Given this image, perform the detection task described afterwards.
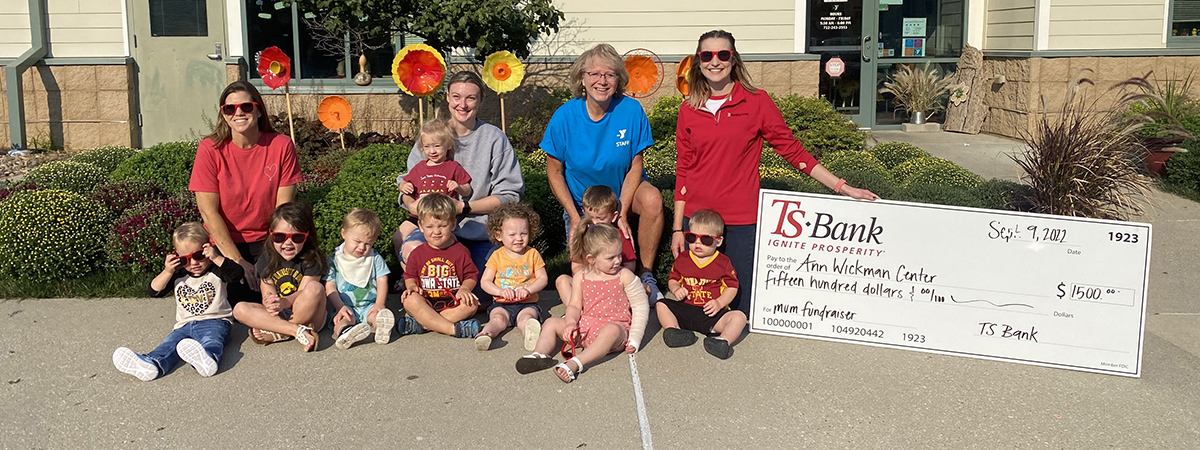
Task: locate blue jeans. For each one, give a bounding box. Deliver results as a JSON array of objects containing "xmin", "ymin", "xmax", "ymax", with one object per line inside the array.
[
  {"xmin": 403, "ymin": 229, "xmax": 498, "ymax": 301},
  {"xmin": 683, "ymin": 216, "xmax": 756, "ymax": 316},
  {"xmin": 143, "ymin": 318, "xmax": 231, "ymax": 377}
]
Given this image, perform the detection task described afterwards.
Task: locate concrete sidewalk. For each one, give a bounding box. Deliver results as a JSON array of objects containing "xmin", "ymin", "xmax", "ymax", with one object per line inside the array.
[{"xmin": 1, "ymin": 130, "xmax": 1198, "ymax": 449}]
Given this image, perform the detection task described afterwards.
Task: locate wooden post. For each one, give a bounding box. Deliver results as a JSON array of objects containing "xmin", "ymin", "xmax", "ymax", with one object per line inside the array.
[
  {"xmin": 284, "ymin": 84, "xmax": 296, "ymax": 138},
  {"xmin": 500, "ymin": 95, "xmax": 507, "ymax": 133}
]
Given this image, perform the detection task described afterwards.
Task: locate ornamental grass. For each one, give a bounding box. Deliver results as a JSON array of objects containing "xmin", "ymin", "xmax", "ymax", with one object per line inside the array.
[{"xmin": 1011, "ymin": 70, "xmax": 1155, "ymax": 220}]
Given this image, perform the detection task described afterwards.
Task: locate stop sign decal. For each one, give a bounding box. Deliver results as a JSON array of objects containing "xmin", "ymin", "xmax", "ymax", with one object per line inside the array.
[{"xmin": 826, "ymin": 57, "xmax": 845, "ymax": 78}]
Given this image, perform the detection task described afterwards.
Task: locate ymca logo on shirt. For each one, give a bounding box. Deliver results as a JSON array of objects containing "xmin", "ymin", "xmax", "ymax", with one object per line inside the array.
[{"xmin": 615, "ymin": 129, "xmax": 630, "ymax": 147}]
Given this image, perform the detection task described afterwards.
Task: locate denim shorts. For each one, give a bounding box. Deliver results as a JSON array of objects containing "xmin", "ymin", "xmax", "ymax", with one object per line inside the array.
[{"xmin": 487, "ymin": 302, "xmax": 542, "ymax": 326}]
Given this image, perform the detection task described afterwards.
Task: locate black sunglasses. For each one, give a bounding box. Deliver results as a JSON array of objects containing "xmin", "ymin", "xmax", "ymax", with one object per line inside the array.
[
  {"xmin": 174, "ymin": 249, "xmax": 207, "ymax": 263},
  {"xmin": 220, "ymin": 101, "xmax": 258, "ymax": 115},
  {"xmin": 696, "ymin": 50, "xmax": 732, "ymax": 63},
  {"xmin": 271, "ymin": 231, "xmax": 308, "ymax": 244},
  {"xmin": 684, "ymin": 232, "xmax": 718, "ymax": 246}
]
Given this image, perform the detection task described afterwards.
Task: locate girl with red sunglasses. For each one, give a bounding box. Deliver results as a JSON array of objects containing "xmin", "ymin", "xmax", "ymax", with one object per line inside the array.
[
  {"xmin": 232, "ymin": 202, "xmax": 328, "ymax": 352},
  {"xmin": 190, "ymin": 80, "xmax": 302, "ymax": 305},
  {"xmin": 673, "ymin": 30, "xmax": 880, "ymax": 316}
]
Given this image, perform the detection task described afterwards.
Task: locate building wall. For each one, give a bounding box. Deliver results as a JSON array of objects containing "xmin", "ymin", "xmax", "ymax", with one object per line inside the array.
[
  {"xmin": 45, "ymin": 0, "xmax": 126, "ymax": 57},
  {"xmin": 0, "ymin": 63, "xmax": 137, "ymax": 149},
  {"xmin": 980, "ymin": 55, "xmax": 1200, "ymax": 138},
  {"xmin": 985, "ymin": 0, "xmax": 1037, "ymax": 50},
  {"xmin": 0, "ymin": 0, "xmax": 32, "ymax": 58},
  {"xmin": 551, "ymin": 0, "xmax": 797, "ymax": 55},
  {"xmin": 1046, "ymin": 0, "xmax": 1166, "ymax": 49}
]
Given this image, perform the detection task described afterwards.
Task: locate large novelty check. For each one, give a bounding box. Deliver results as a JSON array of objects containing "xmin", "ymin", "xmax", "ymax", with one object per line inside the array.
[{"xmin": 749, "ymin": 189, "xmax": 1151, "ymax": 377}]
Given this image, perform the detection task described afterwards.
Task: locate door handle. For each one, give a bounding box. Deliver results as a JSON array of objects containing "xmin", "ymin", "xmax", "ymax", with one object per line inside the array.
[
  {"xmin": 207, "ymin": 42, "xmax": 222, "ymax": 61},
  {"xmin": 862, "ymin": 36, "xmax": 872, "ymax": 62}
]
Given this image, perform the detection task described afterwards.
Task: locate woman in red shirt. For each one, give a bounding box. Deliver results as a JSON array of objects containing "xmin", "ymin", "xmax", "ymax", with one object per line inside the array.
[
  {"xmin": 671, "ymin": 30, "xmax": 879, "ymax": 316},
  {"xmin": 189, "ymin": 81, "xmax": 303, "ymax": 302}
]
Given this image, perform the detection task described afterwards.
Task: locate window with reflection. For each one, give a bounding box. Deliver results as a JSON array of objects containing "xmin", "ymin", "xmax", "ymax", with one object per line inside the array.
[{"xmin": 245, "ymin": 0, "xmax": 395, "ymax": 80}]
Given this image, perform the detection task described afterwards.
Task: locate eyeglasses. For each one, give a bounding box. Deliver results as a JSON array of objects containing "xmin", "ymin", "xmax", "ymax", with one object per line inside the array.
[
  {"xmin": 220, "ymin": 101, "xmax": 258, "ymax": 115},
  {"xmin": 696, "ymin": 50, "xmax": 733, "ymax": 63},
  {"xmin": 585, "ymin": 71, "xmax": 618, "ymax": 81},
  {"xmin": 684, "ymin": 232, "xmax": 719, "ymax": 246},
  {"xmin": 271, "ymin": 231, "xmax": 308, "ymax": 244},
  {"xmin": 174, "ymin": 249, "xmax": 207, "ymax": 263},
  {"xmin": 561, "ymin": 328, "xmax": 580, "ymax": 359}
]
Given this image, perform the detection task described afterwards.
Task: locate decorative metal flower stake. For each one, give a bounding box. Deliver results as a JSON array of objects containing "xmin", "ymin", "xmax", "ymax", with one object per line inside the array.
[
  {"xmin": 256, "ymin": 46, "xmax": 296, "ymax": 139},
  {"xmin": 482, "ymin": 51, "xmax": 525, "ymax": 132},
  {"xmin": 392, "ymin": 43, "xmax": 446, "ymax": 123},
  {"xmin": 318, "ymin": 96, "xmax": 352, "ymax": 150}
]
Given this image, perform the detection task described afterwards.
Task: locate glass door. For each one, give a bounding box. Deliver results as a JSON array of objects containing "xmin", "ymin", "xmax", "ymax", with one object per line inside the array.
[
  {"xmin": 873, "ymin": 0, "xmax": 965, "ymax": 126},
  {"xmin": 809, "ymin": 0, "xmax": 878, "ymax": 127}
]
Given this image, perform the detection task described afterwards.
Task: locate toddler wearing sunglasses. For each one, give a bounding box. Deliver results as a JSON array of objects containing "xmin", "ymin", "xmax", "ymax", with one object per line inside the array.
[
  {"xmin": 658, "ymin": 209, "xmax": 746, "ymax": 359},
  {"xmin": 325, "ymin": 208, "xmax": 395, "ymax": 350},
  {"xmin": 515, "ymin": 218, "xmax": 648, "ymax": 383},
  {"xmin": 232, "ymin": 202, "xmax": 328, "ymax": 352},
  {"xmin": 113, "ymin": 222, "xmax": 245, "ymax": 381},
  {"xmin": 395, "ymin": 119, "xmax": 474, "ymax": 256},
  {"xmin": 398, "ymin": 193, "xmax": 482, "ymax": 339}
]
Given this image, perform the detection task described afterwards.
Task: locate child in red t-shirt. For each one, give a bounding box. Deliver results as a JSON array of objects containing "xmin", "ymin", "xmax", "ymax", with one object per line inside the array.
[
  {"xmin": 398, "ymin": 193, "xmax": 481, "ymax": 338},
  {"xmin": 396, "ymin": 119, "xmax": 473, "ymax": 247},
  {"xmin": 658, "ymin": 209, "xmax": 746, "ymax": 360}
]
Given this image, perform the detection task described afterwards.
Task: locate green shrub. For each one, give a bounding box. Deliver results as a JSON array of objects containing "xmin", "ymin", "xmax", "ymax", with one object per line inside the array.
[
  {"xmin": 110, "ymin": 140, "xmax": 198, "ymax": 193},
  {"xmin": 518, "ymin": 149, "xmax": 548, "ymax": 175},
  {"xmin": 892, "ymin": 156, "xmax": 955, "ymax": 185},
  {"xmin": 313, "ymin": 143, "xmax": 410, "ymax": 264},
  {"xmin": 893, "ymin": 183, "xmax": 983, "ymax": 208},
  {"xmin": 648, "ymin": 95, "xmax": 683, "ymax": 142},
  {"xmin": 22, "ymin": 161, "xmax": 108, "ymax": 195},
  {"xmin": 905, "ymin": 160, "xmax": 983, "ymax": 189},
  {"xmin": 507, "ymin": 88, "xmax": 571, "ymax": 154},
  {"xmin": 840, "ymin": 168, "xmax": 898, "ymax": 199},
  {"xmin": 774, "ymin": 94, "xmax": 866, "ymax": 159},
  {"xmin": 868, "ymin": 142, "xmax": 931, "ymax": 170},
  {"xmin": 69, "ymin": 145, "xmax": 138, "ymax": 173},
  {"xmin": 0, "ymin": 189, "xmax": 108, "ymax": 280},
  {"xmin": 973, "ymin": 179, "xmax": 1033, "ymax": 211},
  {"xmin": 89, "ymin": 180, "xmax": 170, "ymax": 222},
  {"xmin": 1166, "ymin": 140, "xmax": 1200, "ymax": 192},
  {"xmin": 524, "ymin": 172, "xmax": 565, "ymax": 258},
  {"xmin": 821, "ymin": 151, "xmax": 892, "ymax": 184},
  {"xmin": 106, "ymin": 196, "xmax": 200, "ymax": 272},
  {"xmin": 310, "ymin": 146, "xmax": 357, "ymax": 184},
  {"xmin": 644, "ymin": 138, "xmax": 677, "ymax": 188}
]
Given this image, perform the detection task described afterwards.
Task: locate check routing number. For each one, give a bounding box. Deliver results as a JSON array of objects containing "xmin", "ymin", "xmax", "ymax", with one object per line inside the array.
[{"xmin": 749, "ymin": 190, "xmax": 1151, "ymax": 377}]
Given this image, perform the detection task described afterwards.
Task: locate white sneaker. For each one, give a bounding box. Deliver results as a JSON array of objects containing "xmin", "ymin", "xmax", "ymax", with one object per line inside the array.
[
  {"xmin": 374, "ymin": 309, "xmax": 395, "ymax": 344},
  {"xmin": 641, "ymin": 272, "xmax": 664, "ymax": 303},
  {"xmin": 112, "ymin": 347, "xmax": 157, "ymax": 381},
  {"xmin": 523, "ymin": 318, "xmax": 541, "ymax": 352},
  {"xmin": 176, "ymin": 339, "xmax": 218, "ymax": 377},
  {"xmin": 335, "ymin": 322, "xmax": 373, "ymax": 350},
  {"xmin": 475, "ymin": 334, "xmax": 492, "ymax": 351}
]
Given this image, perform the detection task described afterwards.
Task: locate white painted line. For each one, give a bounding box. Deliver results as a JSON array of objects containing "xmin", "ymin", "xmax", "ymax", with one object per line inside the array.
[{"xmin": 628, "ymin": 354, "xmax": 654, "ymax": 450}]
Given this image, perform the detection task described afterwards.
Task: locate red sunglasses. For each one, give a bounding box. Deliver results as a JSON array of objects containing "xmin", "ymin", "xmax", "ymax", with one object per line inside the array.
[
  {"xmin": 271, "ymin": 231, "xmax": 308, "ymax": 244},
  {"xmin": 684, "ymin": 232, "xmax": 719, "ymax": 246},
  {"xmin": 174, "ymin": 249, "xmax": 207, "ymax": 264},
  {"xmin": 561, "ymin": 328, "xmax": 580, "ymax": 359},
  {"xmin": 220, "ymin": 101, "xmax": 258, "ymax": 115},
  {"xmin": 430, "ymin": 296, "xmax": 460, "ymax": 312},
  {"xmin": 696, "ymin": 50, "xmax": 732, "ymax": 63}
]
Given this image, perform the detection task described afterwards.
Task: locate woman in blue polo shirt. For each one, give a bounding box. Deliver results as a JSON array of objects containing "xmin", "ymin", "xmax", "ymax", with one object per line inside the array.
[{"xmin": 541, "ymin": 43, "xmax": 665, "ymax": 301}]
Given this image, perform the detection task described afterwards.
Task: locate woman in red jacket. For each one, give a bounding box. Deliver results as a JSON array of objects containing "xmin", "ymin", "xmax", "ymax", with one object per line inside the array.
[{"xmin": 670, "ymin": 30, "xmax": 879, "ymax": 316}]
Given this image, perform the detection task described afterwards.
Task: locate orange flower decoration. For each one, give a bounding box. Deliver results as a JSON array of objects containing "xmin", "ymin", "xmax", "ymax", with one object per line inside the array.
[
  {"xmin": 676, "ymin": 55, "xmax": 692, "ymax": 96},
  {"xmin": 482, "ymin": 51, "xmax": 524, "ymax": 94},
  {"xmin": 625, "ymin": 54, "xmax": 658, "ymax": 96},
  {"xmin": 318, "ymin": 96, "xmax": 352, "ymax": 130},
  {"xmin": 256, "ymin": 46, "xmax": 291, "ymax": 90},
  {"xmin": 392, "ymin": 43, "xmax": 446, "ymax": 97}
]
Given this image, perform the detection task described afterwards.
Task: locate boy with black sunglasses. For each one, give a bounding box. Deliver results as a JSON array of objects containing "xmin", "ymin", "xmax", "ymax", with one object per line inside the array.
[
  {"xmin": 113, "ymin": 222, "xmax": 245, "ymax": 381},
  {"xmin": 657, "ymin": 209, "xmax": 746, "ymax": 359}
]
